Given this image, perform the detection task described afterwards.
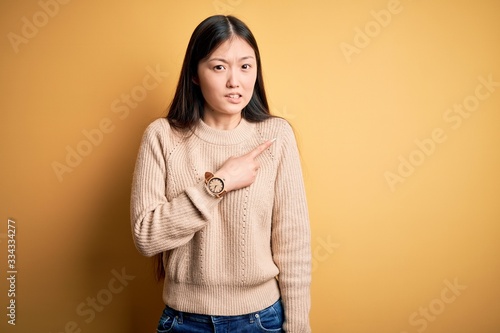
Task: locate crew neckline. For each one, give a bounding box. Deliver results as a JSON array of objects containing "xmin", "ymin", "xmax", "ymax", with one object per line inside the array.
[{"xmin": 193, "ymin": 118, "xmax": 255, "ymax": 145}]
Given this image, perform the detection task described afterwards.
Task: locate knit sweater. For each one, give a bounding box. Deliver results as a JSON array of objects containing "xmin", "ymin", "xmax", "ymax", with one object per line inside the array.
[{"xmin": 130, "ymin": 116, "xmax": 311, "ymax": 332}]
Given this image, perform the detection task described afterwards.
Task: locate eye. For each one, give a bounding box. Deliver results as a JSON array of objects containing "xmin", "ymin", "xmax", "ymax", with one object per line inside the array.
[
  {"xmin": 213, "ymin": 65, "xmax": 225, "ymax": 71},
  {"xmin": 242, "ymin": 64, "xmax": 252, "ymax": 70}
]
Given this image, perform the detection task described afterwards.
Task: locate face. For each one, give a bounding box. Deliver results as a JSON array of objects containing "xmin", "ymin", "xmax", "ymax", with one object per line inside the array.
[{"xmin": 196, "ymin": 37, "xmax": 257, "ymax": 124}]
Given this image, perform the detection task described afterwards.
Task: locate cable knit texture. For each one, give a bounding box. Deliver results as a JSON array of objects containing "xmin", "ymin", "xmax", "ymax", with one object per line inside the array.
[{"xmin": 130, "ymin": 116, "xmax": 311, "ymax": 332}]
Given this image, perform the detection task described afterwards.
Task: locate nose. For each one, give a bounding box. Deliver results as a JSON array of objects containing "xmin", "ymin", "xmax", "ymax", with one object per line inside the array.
[{"xmin": 226, "ymin": 68, "xmax": 240, "ymax": 88}]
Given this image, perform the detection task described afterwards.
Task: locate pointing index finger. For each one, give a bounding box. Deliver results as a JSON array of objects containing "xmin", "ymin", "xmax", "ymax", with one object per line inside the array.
[{"xmin": 247, "ymin": 138, "xmax": 276, "ymax": 159}]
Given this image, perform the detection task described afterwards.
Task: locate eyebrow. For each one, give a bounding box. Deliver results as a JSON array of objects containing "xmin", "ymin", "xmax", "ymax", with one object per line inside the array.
[{"xmin": 207, "ymin": 56, "xmax": 255, "ymax": 63}]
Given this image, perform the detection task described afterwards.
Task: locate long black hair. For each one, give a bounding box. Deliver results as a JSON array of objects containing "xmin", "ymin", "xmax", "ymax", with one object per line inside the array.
[
  {"xmin": 156, "ymin": 15, "xmax": 271, "ymax": 281},
  {"xmin": 166, "ymin": 15, "xmax": 271, "ymax": 131}
]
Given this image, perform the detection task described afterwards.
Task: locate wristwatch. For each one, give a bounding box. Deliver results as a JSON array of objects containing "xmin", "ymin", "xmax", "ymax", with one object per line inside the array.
[{"xmin": 204, "ymin": 172, "xmax": 226, "ymax": 198}]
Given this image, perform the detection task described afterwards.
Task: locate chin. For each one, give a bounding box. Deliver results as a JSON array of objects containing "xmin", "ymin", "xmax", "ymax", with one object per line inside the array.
[{"xmin": 221, "ymin": 107, "xmax": 245, "ymax": 115}]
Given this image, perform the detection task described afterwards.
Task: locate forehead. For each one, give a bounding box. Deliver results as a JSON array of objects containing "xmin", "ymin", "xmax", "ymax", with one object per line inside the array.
[{"xmin": 209, "ymin": 36, "xmax": 256, "ymax": 58}]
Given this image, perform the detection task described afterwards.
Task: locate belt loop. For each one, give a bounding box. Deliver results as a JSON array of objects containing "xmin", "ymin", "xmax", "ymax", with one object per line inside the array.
[
  {"xmin": 249, "ymin": 312, "xmax": 255, "ymax": 324},
  {"xmin": 176, "ymin": 309, "xmax": 183, "ymax": 324}
]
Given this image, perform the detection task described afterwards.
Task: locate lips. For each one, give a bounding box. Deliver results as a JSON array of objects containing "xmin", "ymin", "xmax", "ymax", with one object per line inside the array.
[{"xmin": 225, "ymin": 93, "xmax": 243, "ymax": 104}]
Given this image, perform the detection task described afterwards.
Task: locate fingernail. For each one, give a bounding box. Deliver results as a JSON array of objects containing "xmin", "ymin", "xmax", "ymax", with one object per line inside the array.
[{"xmin": 271, "ymin": 138, "xmax": 277, "ymax": 142}]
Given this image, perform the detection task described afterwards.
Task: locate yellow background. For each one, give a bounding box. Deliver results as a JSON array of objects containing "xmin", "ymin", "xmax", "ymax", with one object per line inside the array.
[{"xmin": 1, "ymin": 0, "xmax": 500, "ymax": 332}]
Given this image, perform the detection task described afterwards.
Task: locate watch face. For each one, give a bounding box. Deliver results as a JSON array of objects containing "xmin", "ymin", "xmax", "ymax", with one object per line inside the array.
[{"xmin": 208, "ymin": 178, "xmax": 224, "ymax": 194}]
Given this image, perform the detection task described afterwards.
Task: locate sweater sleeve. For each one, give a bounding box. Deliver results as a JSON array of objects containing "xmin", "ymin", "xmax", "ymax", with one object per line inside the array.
[
  {"xmin": 271, "ymin": 121, "xmax": 312, "ymax": 333},
  {"xmin": 130, "ymin": 120, "xmax": 220, "ymax": 257}
]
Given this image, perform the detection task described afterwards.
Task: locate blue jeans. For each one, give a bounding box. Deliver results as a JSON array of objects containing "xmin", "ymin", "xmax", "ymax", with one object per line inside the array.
[{"xmin": 157, "ymin": 299, "xmax": 284, "ymax": 333}]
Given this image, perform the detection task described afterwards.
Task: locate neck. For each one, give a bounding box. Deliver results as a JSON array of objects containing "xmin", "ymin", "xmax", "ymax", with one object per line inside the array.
[{"xmin": 203, "ymin": 109, "xmax": 242, "ymax": 130}]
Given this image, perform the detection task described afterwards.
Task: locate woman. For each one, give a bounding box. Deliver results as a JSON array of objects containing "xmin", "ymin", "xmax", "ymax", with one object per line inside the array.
[{"xmin": 130, "ymin": 15, "xmax": 311, "ymax": 332}]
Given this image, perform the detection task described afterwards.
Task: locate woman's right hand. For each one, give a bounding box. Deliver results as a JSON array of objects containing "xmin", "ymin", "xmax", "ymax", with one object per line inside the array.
[{"xmin": 214, "ymin": 139, "xmax": 276, "ymax": 192}]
